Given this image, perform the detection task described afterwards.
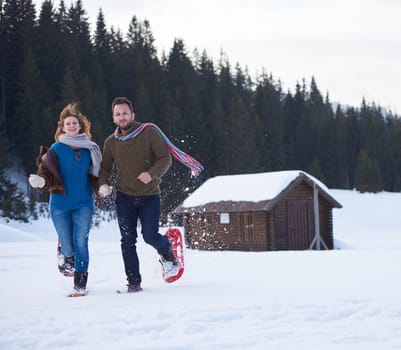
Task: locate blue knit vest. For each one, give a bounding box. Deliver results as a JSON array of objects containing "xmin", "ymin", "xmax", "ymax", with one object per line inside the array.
[{"xmin": 49, "ymin": 142, "xmax": 94, "ymax": 211}]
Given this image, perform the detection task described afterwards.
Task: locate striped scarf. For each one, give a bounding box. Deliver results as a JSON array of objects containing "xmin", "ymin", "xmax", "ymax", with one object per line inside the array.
[{"xmin": 114, "ymin": 123, "xmax": 204, "ymax": 177}]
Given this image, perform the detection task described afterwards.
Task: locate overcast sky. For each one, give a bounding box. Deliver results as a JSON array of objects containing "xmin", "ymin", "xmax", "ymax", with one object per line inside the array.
[{"xmin": 33, "ymin": 0, "xmax": 401, "ymax": 113}]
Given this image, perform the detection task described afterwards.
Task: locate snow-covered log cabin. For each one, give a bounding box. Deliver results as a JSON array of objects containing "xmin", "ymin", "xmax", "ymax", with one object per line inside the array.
[{"xmin": 171, "ymin": 171, "xmax": 342, "ymax": 251}]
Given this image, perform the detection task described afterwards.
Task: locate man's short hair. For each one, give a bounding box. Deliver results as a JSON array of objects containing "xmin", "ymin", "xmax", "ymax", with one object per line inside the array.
[{"xmin": 112, "ymin": 97, "xmax": 134, "ymax": 113}]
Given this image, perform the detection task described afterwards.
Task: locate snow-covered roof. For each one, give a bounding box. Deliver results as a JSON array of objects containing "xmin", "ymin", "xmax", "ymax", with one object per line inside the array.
[{"xmin": 181, "ymin": 170, "xmax": 333, "ymax": 208}]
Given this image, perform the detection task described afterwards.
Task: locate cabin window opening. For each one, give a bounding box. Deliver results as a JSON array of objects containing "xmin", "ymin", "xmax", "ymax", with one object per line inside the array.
[{"xmin": 220, "ymin": 212, "xmax": 230, "ymax": 224}]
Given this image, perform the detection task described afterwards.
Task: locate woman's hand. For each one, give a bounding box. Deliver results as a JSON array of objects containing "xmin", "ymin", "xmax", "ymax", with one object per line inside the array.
[{"xmin": 29, "ymin": 174, "xmax": 45, "ymax": 188}]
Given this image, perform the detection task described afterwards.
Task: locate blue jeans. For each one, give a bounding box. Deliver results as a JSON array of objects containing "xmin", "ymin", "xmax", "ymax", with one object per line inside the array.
[
  {"xmin": 116, "ymin": 192, "xmax": 170, "ymax": 284},
  {"xmin": 50, "ymin": 206, "xmax": 93, "ymax": 273}
]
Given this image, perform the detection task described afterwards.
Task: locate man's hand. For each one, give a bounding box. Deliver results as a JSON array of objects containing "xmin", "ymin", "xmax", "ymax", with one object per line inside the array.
[
  {"xmin": 29, "ymin": 174, "xmax": 45, "ymax": 188},
  {"xmin": 137, "ymin": 172, "xmax": 152, "ymax": 184},
  {"xmin": 98, "ymin": 184, "xmax": 112, "ymax": 198}
]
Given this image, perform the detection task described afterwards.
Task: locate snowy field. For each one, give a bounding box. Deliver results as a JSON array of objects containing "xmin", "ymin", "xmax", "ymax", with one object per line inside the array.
[{"xmin": 1, "ymin": 189, "xmax": 401, "ymax": 350}]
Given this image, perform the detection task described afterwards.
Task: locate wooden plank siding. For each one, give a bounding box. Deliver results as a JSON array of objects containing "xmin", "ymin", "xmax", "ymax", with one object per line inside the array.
[
  {"xmin": 287, "ymin": 199, "xmax": 312, "ymax": 250},
  {"xmin": 184, "ymin": 211, "xmax": 270, "ymax": 250},
  {"xmin": 178, "ymin": 175, "xmax": 341, "ymax": 251},
  {"xmin": 273, "ymin": 182, "xmax": 314, "ymax": 250},
  {"xmin": 267, "ymin": 212, "xmax": 275, "ymax": 251},
  {"xmin": 234, "ymin": 212, "xmax": 269, "ymax": 251}
]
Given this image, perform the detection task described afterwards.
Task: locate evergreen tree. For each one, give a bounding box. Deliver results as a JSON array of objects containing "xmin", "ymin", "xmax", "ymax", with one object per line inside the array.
[
  {"xmin": 160, "ymin": 39, "xmax": 202, "ymax": 220},
  {"xmin": 333, "ymin": 106, "xmax": 351, "ymax": 188},
  {"xmin": 0, "ymin": 88, "xmax": 29, "ymax": 222},
  {"xmin": 164, "ymin": 38, "xmax": 199, "ymax": 134},
  {"xmin": 304, "ymin": 78, "xmax": 326, "ymax": 177},
  {"xmin": 2, "ymin": 0, "xmax": 401, "ymax": 224},
  {"xmin": 344, "ymin": 106, "xmax": 361, "ymax": 188},
  {"xmin": 214, "ymin": 53, "xmax": 261, "ymax": 175},
  {"xmin": 282, "ymin": 92, "xmax": 297, "ymax": 168},
  {"xmin": 0, "ymin": 109, "xmax": 9, "ymax": 169},
  {"xmin": 314, "ymin": 94, "xmax": 336, "ymax": 187},
  {"xmin": 306, "ymin": 157, "xmax": 326, "ymax": 183},
  {"xmin": 35, "ymin": 0, "xmax": 64, "ymax": 101},
  {"xmin": 109, "ymin": 26, "xmax": 125, "ymax": 53},
  {"xmin": 292, "ymin": 82, "xmax": 312, "ymax": 170},
  {"xmin": 61, "ymin": 65, "xmax": 79, "ymax": 103},
  {"xmin": 0, "ymin": 170, "xmax": 29, "ymax": 222},
  {"xmin": 0, "ymin": 0, "xmax": 36, "ymax": 139},
  {"xmin": 94, "ymin": 9, "xmax": 110, "ymax": 58},
  {"xmin": 355, "ymin": 149, "xmax": 383, "ymax": 192},
  {"xmin": 15, "ymin": 48, "xmax": 46, "ymax": 171},
  {"xmin": 307, "ymin": 77, "xmax": 324, "ymax": 121},
  {"xmin": 382, "ymin": 114, "xmax": 401, "ymax": 191},
  {"xmin": 86, "ymin": 10, "xmax": 111, "ymax": 143},
  {"xmin": 253, "ymin": 73, "xmax": 284, "ymax": 171},
  {"xmin": 215, "ymin": 54, "xmax": 235, "ymax": 174},
  {"xmin": 64, "ymin": 0, "xmax": 93, "ymax": 90},
  {"xmin": 127, "ymin": 16, "xmax": 156, "ymax": 58},
  {"xmin": 194, "ymin": 50, "xmax": 220, "ymax": 176},
  {"xmin": 55, "ymin": 0, "xmax": 68, "ymax": 33},
  {"xmin": 125, "ymin": 16, "xmax": 161, "ymax": 119},
  {"xmin": 359, "ymin": 101, "xmax": 386, "ymax": 162},
  {"xmin": 226, "ymin": 68, "xmax": 254, "ymax": 173},
  {"xmin": 0, "ymin": 1, "xmax": 7, "ymax": 122}
]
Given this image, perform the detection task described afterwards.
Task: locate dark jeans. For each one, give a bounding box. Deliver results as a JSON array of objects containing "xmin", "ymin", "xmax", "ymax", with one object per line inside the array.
[{"xmin": 116, "ymin": 192, "xmax": 170, "ymax": 284}]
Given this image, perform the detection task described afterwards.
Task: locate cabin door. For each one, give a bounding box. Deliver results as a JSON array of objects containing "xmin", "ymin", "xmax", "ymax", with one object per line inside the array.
[{"xmin": 287, "ymin": 200, "xmax": 311, "ymax": 250}]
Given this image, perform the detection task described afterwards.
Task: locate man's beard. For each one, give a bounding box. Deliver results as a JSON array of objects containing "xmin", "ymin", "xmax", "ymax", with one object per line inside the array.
[{"xmin": 118, "ymin": 120, "xmax": 133, "ymax": 131}]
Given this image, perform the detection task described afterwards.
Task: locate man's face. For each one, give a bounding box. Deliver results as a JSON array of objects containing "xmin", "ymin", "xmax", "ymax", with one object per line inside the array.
[{"xmin": 113, "ymin": 103, "xmax": 135, "ymax": 130}]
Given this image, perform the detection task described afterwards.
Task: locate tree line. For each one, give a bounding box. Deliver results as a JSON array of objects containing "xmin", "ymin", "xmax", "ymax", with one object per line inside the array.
[{"xmin": 1, "ymin": 0, "xmax": 401, "ymax": 222}]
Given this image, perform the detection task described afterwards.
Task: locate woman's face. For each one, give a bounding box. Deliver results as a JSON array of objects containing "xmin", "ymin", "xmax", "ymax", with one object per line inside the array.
[{"xmin": 62, "ymin": 116, "xmax": 80, "ymax": 137}]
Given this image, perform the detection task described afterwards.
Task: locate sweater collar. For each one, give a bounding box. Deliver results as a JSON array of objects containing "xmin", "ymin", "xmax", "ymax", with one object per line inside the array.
[{"xmin": 116, "ymin": 121, "xmax": 142, "ymax": 137}]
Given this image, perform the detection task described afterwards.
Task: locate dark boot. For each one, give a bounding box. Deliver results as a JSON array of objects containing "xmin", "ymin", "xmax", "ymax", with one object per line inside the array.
[
  {"xmin": 159, "ymin": 243, "xmax": 179, "ymax": 279},
  {"xmin": 161, "ymin": 243, "xmax": 177, "ymax": 264},
  {"xmin": 127, "ymin": 283, "xmax": 143, "ymax": 293},
  {"xmin": 57, "ymin": 244, "xmax": 75, "ymax": 277},
  {"xmin": 63, "ymin": 256, "xmax": 75, "ymax": 277},
  {"xmin": 70, "ymin": 272, "xmax": 88, "ymax": 297}
]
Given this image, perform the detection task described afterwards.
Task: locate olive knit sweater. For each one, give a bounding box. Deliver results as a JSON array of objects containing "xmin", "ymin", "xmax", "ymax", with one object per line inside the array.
[{"xmin": 98, "ymin": 121, "xmax": 172, "ymax": 195}]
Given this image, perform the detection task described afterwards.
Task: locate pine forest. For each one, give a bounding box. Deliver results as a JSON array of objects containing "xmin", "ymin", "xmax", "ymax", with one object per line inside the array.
[{"xmin": 1, "ymin": 0, "xmax": 401, "ymax": 222}]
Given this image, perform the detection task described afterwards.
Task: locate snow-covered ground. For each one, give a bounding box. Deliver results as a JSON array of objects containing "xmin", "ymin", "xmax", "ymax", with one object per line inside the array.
[{"xmin": 1, "ymin": 189, "xmax": 401, "ymax": 350}]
